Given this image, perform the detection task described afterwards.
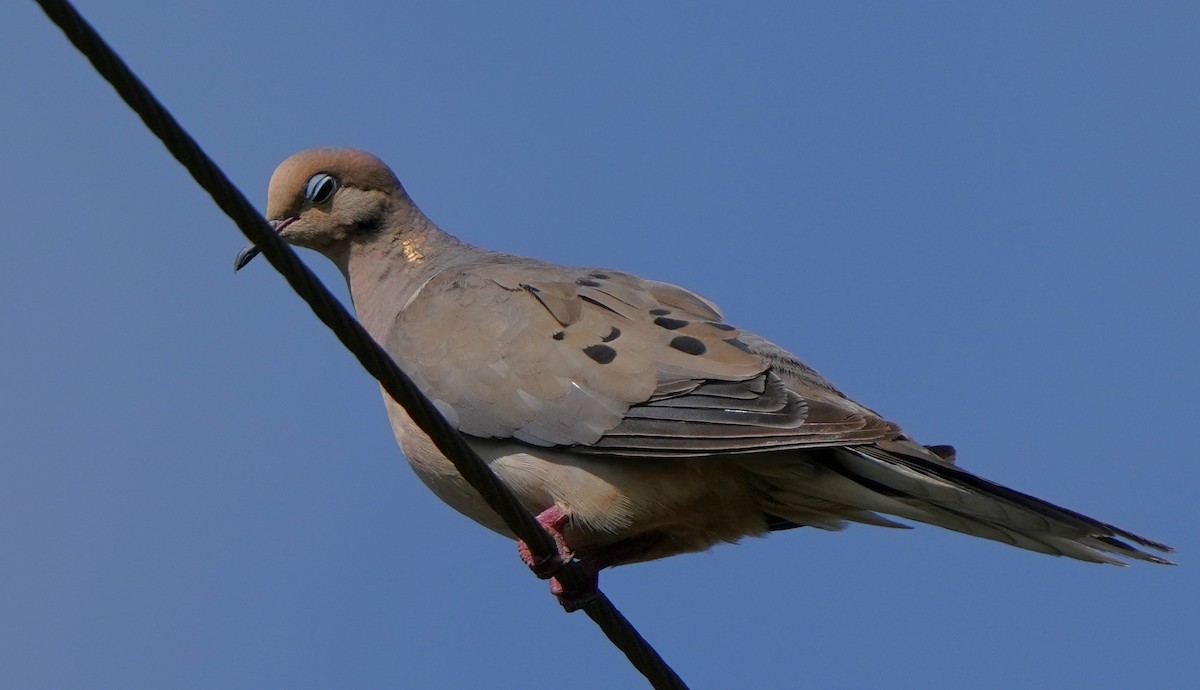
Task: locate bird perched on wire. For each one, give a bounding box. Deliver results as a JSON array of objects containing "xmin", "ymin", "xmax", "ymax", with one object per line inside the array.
[{"xmin": 236, "ymin": 148, "xmax": 1172, "ymax": 610}]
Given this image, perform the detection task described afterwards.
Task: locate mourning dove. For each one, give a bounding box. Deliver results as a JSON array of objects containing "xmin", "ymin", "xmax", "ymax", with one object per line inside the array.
[{"xmin": 236, "ymin": 148, "xmax": 1172, "ymax": 608}]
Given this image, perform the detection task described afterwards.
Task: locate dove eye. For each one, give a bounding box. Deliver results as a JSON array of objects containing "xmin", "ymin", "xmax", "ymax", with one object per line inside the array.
[{"xmin": 304, "ymin": 173, "xmax": 338, "ymax": 204}]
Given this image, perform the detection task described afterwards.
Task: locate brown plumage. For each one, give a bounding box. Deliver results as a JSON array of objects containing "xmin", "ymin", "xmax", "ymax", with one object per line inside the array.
[{"xmin": 237, "ymin": 148, "xmax": 1172, "ymax": 605}]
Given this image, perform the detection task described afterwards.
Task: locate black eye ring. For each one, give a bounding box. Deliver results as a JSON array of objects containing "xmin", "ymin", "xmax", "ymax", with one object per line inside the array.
[{"xmin": 304, "ymin": 173, "xmax": 338, "ymax": 204}]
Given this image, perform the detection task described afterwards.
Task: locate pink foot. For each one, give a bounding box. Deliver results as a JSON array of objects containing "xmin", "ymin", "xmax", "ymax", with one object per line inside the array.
[
  {"xmin": 548, "ymin": 561, "xmax": 600, "ymax": 612},
  {"xmin": 517, "ymin": 505, "xmax": 600, "ymax": 612},
  {"xmin": 517, "ymin": 505, "xmax": 571, "ymax": 577}
]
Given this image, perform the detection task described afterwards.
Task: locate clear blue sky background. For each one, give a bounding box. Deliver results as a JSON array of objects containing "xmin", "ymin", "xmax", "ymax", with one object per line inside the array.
[{"xmin": 3, "ymin": 2, "xmax": 1196, "ymax": 688}]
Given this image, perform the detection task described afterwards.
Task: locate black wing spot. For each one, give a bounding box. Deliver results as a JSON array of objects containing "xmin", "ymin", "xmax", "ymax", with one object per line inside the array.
[
  {"xmin": 588, "ymin": 272, "xmax": 611, "ymax": 280},
  {"xmin": 669, "ymin": 335, "xmax": 707, "ymax": 356},
  {"xmin": 649, "ymin": 308, "xmax": 671, "ymax": 316},
  {"xmin": 601, "ymin": 326, "xmax": 621, "ymax": 342},
  {"xmin": 708, "ymin": 321, "xmax": 736, "ymax": 331},
  {"xmin": 552, "ymin": 331, "xmax": 565, "ymax": 341},
  {"xmin": 654, "ymin": 316, "xmax": 689, "ymax": 330},
  {"xmin": 583, "ymin": 344, "xmax": 617, "ymax": 364},
  {"xmin": 576, "ymin": 278, "xmax": 601, "ymax": 287}
]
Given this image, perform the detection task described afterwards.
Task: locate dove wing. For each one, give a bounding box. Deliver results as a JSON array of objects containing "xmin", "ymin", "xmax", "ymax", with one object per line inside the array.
[{"xmin": 384, "ymin": 258, "xmax": 899, "ymax": 455}]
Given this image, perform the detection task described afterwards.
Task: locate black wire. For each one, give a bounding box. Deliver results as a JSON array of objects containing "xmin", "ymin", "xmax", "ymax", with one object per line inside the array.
[{"xmin": 32, "ymin": 1, "xmax": 690, "ymax": 688}]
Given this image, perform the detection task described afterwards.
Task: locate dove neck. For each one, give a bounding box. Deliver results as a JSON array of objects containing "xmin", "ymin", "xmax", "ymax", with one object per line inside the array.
[{"xmin": 340, "ymin": 211, "xmax": 470, "ymax": 339}]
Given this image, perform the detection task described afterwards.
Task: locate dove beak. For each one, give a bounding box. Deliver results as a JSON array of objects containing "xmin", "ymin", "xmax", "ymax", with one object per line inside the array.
[{"xmin": 234, "ymin": 217, "xmax": 295, "ymax": 271}]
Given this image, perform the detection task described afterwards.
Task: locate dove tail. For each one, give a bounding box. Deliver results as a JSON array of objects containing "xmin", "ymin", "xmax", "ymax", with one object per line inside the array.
[{"xmin": 812, "ymin": 446, "xmax": 1174, "ymax": 565}]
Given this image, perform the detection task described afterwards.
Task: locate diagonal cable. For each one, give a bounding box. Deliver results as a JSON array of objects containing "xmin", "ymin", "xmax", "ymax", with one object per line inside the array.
[{"xmin": 32, "ymin": 1, "xmax": 689, "ymax": 688}]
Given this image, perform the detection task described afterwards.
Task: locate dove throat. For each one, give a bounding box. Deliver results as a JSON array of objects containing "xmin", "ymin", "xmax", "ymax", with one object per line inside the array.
[{"xmin": 340, "ymin": 213, "xmax": 470, "ymax": 340}]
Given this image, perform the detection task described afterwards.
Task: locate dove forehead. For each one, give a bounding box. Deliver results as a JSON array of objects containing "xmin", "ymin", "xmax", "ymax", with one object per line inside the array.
[{"xmin": 266, "ymin": 147, "xmax": 402, "ymax": 219}]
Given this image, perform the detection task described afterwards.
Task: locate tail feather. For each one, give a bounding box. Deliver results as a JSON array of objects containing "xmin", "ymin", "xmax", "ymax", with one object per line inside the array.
[
  {"xmin": 812, "ymin": 459, "xmax": 1082, "ymax": 556},
  {"xmin": 823, "ymin": 445, "xmax": 1174, "ymax": 565}
]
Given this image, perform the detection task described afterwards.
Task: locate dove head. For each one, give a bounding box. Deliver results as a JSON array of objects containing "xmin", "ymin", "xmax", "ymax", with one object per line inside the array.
[{"xmin": 235, "ymin": 148, "xmax": 411, "ymax": 270}]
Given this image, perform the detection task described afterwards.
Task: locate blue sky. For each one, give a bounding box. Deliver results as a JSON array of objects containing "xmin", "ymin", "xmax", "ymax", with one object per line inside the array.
[{"xmin": 3, "ymin": 2, "xmax": 1197, "ymax": 688}]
